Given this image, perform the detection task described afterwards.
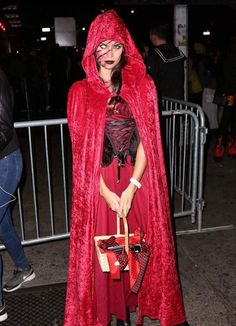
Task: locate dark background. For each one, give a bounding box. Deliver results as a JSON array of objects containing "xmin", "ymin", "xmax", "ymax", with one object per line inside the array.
[{"xmin": 0, "ymin": 1, "xmax": 236, "ymax": 53}]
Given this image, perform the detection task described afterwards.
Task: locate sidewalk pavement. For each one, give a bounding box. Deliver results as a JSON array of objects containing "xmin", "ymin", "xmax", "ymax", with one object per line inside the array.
[{"xmin": 1, "ymin": 132, "xmax": 236, "ymax": 325}]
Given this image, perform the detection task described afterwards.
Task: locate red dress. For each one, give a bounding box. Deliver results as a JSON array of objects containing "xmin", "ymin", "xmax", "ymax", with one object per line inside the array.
[{"xmin": 95, "ymin": 100, "xmax": 149, "ymax": 325}]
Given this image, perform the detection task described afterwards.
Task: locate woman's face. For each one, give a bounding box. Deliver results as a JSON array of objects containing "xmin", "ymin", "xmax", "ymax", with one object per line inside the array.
[{"xmin": 95, "ymin": 40, "xmax": 124, "ymax": 70}]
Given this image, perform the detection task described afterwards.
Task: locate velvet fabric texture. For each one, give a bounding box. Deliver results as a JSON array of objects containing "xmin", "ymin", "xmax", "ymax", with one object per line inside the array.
[{"xmin": 64, "ymin": 9, "xmax": 186, "ymax": 326}]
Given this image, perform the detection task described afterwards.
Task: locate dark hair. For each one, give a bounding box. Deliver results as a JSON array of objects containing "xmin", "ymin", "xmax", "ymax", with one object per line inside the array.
[
  {"xmin": 149, "ymin": 24, "xmax": 170, "ymax": 41},
  {"xmin": 111, "ymin": 51, "xmax": 126, "ymax": 93},
  {"xmin": 108, "ymin": 51, "xmax": 126, "ymax": 106}
]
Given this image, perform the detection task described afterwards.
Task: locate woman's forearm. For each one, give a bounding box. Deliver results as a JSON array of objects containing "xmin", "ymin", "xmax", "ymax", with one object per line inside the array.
[
  {"xmin": 99, "ymin": 175, "xmax": 108, "ymax": 197},
  {"xmin": 132, "ymin": 141, "xmax": 147, "ymax": 181},
  {"xmin": 119, "ymin": 141, "xmax": 147, "ymax": 216},
  {"xmin": 99, "ymin": 175, "xmax": 121, "ymax": 213},
  {"xmin": 128, "ymin": 141, "xmax": 147, "ymax": 192}
]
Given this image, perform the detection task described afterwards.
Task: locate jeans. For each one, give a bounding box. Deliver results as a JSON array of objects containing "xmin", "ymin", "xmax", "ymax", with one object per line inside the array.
[{"xmin": 0, "ymin": 149, "xmax": 29, "ymax": 301}]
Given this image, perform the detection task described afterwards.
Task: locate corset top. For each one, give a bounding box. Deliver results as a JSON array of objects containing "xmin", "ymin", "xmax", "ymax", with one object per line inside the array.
[
  {"xmin": 102, "ymin": 98, "xmax": 139, "ymax": 176},
  {"xmin": 105, "ymin": 100, "xmax": 136, "ymax": 154}
]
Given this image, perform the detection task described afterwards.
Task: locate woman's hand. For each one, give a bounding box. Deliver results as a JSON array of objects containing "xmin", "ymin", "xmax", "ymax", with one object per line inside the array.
[
  {"xmin": 102, "ymin": 188, "xmax": 121, "ymax": 213},
  {"xmin": 100, "ymin": 175, "xmax": 120, "ymax": 213},
  {"xmin": 119, "ymin": 183, "xmax": 137, "ymax": 217}
]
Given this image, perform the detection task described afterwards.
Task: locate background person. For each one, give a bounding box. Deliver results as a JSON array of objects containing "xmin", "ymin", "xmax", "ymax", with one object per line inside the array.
[
  {"xmin": 146, "ymin": 23, "xmax": 185, "ymax": 102},
  {"xmin": 213, "ymin": 37, "xmax": 236, "ymax": 159},
  {"xmin": 0, "ymin": 66, "xmax": 35, "ymax": 322}
]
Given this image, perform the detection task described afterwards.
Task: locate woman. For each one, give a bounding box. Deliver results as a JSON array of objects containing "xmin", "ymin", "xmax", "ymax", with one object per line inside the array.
[{"xmin": 64, "ymin": 10, "xmax": 188, "ymax": 326}]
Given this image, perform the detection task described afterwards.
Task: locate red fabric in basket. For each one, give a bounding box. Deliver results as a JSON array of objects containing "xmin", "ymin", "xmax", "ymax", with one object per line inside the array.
[{"xmin": 98, "ymin": 229, "xmax": 150, "ymax": 292}]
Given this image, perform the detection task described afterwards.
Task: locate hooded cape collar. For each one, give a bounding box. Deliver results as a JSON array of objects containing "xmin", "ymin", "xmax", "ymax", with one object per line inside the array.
[
  {"xmin": 82, "ymin": 9, "xmax": 146, "ymax": 96},
  {"xmin": 64, "ymin": 9, "xmax": 186, "ymax": 326}
]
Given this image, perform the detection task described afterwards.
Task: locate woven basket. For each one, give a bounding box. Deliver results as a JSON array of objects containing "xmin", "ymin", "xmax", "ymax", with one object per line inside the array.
[{"xmin": 94, "ymin": 214, "xmax": 133, "ymax": 272}]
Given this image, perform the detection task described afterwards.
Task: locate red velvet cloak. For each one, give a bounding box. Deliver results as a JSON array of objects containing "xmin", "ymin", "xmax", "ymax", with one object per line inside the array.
[{"xmin": 64, "ymin": 9, "xmax": 186, "ymax": 326}]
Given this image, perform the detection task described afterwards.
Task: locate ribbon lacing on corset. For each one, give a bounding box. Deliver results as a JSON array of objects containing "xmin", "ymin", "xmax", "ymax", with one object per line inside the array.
[{"xmin": 105, "ymin": 119, "xmax": 136, "ymax": 183}]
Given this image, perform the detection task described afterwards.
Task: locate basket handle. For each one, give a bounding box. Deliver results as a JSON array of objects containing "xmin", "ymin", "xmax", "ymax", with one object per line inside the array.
[{"xmin": 116, "ymin": 214, "xmax": 129, "ymax": 253}]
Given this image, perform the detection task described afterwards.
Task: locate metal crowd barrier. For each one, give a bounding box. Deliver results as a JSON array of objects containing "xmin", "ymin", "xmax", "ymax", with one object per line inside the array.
[
  {"xmin": 11, "ymin": 119, "xmax": 70, "ymax": 247},
  {"xmin": 162, "ymin": 97, "xmax": 234, "ymax": 234},
  {"xmin": 162, "ymin": 97, "xmax": 206, "ymax": 234},
  {"xmin": 1, "ymin": 97, "xmax": 229, "ymax": 249}
]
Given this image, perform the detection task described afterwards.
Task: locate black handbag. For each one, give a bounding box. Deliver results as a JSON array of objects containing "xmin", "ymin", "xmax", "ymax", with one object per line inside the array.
[{"xmin": 213, "ymin": 92, "xmax": 227, "ymax": 106}]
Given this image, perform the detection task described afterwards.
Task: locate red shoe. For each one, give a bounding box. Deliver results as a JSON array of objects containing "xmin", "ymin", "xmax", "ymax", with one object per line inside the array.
[
  {"xmin": 227, "ymin": 137, "xmax": 236, "ymax": 157},
  {"xmin": 213, "ymin": 138, "xmax": 225, "ymax": 160}
]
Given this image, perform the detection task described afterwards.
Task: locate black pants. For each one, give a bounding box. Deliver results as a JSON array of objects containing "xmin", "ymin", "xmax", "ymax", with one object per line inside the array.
[{"xmin": 217, "ymin": 105, "xmax": 236, "ymax": 140}]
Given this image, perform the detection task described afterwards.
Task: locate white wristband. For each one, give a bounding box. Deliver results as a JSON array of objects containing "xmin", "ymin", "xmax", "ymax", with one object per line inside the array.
[{"xmin": 130, "ymin": 177, "xmax": 141, "ymax": 189}]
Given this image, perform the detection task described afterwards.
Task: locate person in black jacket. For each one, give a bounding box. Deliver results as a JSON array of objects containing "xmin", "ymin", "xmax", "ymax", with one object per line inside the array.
[
  {"xmin": 146, "ymin": 24, "xmax": 186, "ymax": 197},
  {"xmin": 0, "ymin": 66, "xmax": 35, "ymax": 322},
  {"xmin": 213, "ymin": 38, "xmax": 236, "ymax": 160},
  {"xmin": 146, "ymin": 24, "xmax": 185, "ymax": 102}
]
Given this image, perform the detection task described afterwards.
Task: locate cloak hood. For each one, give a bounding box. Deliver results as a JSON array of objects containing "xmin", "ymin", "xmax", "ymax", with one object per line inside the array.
[
  {"xmin": 64, "ymin": 9, "xmax": 186, "ymax": 326},
  {"xmin": 82, "ymin": 9, "xmax": 146, "ymax": 84}
]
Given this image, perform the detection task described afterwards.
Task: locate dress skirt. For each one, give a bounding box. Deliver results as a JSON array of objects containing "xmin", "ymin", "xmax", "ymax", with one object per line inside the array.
[{"xmin": 95, "ymin": 158, "xmax": 149, "ymax": 325}]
